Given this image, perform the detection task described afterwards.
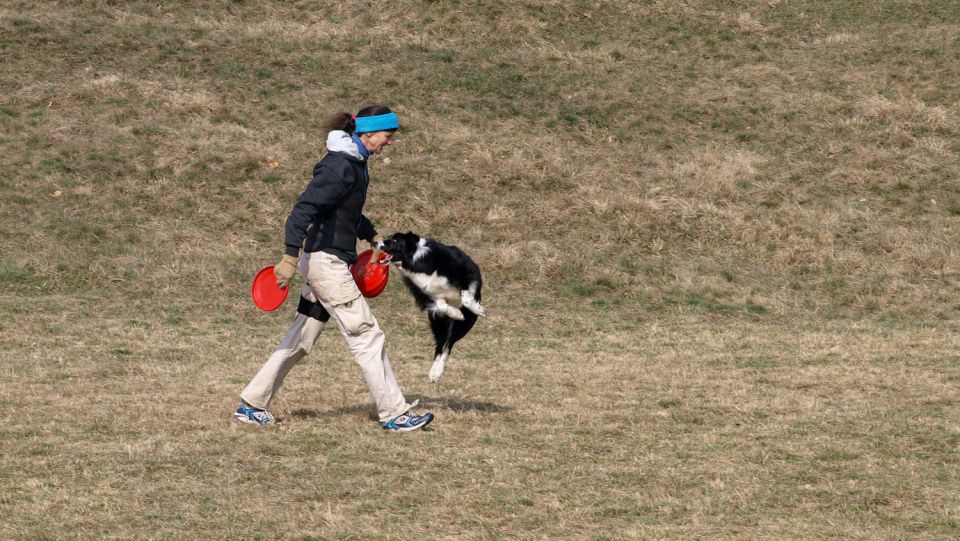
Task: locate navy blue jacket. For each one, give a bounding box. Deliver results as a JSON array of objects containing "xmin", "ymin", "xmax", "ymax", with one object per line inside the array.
[{"xmin": 283, "ymin": 151, "xmax": 378, "ymax": 264}]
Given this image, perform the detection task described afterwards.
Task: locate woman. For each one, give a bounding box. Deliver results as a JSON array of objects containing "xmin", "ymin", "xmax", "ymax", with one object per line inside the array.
[{"xmin": 234, "ymin": 105, "xmax": 434, "ymax": 432}]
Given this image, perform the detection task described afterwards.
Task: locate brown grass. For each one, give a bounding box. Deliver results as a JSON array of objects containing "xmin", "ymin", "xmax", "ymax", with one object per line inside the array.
[{"xmin": 2, "ymin": 1, "xmax": 960, "ymax": 539}]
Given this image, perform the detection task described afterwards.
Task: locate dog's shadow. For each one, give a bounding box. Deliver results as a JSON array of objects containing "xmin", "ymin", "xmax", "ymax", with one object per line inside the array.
[{"xmin": 289, "ymin": 396, "xmax": 511, "ymax": 421}]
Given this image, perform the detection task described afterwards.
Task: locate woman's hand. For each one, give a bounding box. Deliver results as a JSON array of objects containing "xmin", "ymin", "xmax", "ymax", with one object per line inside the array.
[{"xmin": 274, "ymin": 255, "xmax": 298, "ymax": 288}]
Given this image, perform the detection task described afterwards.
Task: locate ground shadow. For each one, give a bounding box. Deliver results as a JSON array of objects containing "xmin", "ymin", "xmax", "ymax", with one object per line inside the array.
[
  {"xmin": 289, "ymin": 404, "xmax": 377, "ymax": 421},
  {"xmin": 407, "ymin": 395, "xmax": 512, "ymax": 414},
  {"xmin": 289, "ymin": 395, "xmax": 511, "ymax": 421}
]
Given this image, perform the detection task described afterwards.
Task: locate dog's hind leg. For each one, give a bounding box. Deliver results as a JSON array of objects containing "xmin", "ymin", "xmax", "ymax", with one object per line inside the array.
[
  {"xmin": 429, "ymin": 348, "xmax": 451, "ymax": 383},
  {"xmin": 449, "ymin": 311, "xmax": 478, "ymax": 348},
  {"xmin": 428, "ymin": 315, "xmax": 454, "ymax": 382},
  {"xmin": 427, "ymin": 312, "xmax": 478, "ymax": 382}
]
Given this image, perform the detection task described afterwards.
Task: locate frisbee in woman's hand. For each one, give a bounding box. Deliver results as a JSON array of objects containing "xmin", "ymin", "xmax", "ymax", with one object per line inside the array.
[
  {"xmin": 251, "ymin": 266, "xmax": 289, "ymax": 311},
  {"xmin": 350, "ymin": 249, "xmax": 390, "ymax": 298}
]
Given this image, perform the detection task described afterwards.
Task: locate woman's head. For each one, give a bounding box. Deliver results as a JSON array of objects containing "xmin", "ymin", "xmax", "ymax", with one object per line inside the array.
[{"xmin": 323, "ymin": 104, "xmax": 398, "ymax": 155}]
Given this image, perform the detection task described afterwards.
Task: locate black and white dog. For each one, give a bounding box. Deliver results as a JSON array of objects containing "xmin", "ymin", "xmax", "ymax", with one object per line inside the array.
[{"xmin": 376, "ymin": 232, "xmax": 485, "ymax": 382}]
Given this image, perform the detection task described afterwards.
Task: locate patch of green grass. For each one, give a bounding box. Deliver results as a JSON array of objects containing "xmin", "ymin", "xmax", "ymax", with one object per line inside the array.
[
  {"xmin": 564, "ymin": 276, "xmax": 615, "ymax": 298},
  {"xmin": 0, "ymin": 261, "xmax": 38, "ymax": 284},
  {"xmin": 661, "ymin": 289, "xmax": 768, "ymax": 316},
  {"xmin": 815, "ymin": 449, "xmax": 861, "ymax": 462},
  {"xmin": 739, "ymin": 357, "xmax": 780, "ymax": 370}
]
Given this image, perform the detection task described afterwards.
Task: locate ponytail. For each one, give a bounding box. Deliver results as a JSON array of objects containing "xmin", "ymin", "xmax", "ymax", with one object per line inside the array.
[{"xmin": 322, "ymin": 111, "xmax": 355, "ymax": 134}]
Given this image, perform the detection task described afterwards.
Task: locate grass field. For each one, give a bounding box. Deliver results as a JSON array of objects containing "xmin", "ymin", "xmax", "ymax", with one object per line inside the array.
[{"xmin": 2, "ymin": 1, "xmax": 960, "ymax": 539}]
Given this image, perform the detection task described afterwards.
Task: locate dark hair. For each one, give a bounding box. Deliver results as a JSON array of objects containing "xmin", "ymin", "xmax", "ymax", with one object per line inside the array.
[{"xmin": 322, "ymin": 104, "xmax": 394, "ymax": 134}]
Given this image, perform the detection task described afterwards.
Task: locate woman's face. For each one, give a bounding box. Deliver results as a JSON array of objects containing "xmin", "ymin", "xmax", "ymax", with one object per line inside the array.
[{"xmin": 360, "ymin": 130, "xmax": 395, "ymax": 155}]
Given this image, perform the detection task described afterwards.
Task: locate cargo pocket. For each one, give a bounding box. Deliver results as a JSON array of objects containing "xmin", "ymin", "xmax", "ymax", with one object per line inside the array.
[
  {"xmin": 305, "ymin": 251, "xmax": 363, "ymax": 307},
  {"xmin": 331, "ymin": 295, "xmax": 375, "ymax": 336},
  {"xmin": 315, "ymin": 271, "xmax": 362, "ymax": 306}
]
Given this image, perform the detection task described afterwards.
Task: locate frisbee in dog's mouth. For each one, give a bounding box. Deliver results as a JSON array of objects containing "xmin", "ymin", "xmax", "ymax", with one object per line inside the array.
[
  {"xmin": 378, "ymin": 253, "xmax": 394, "ymax": 264},
  {"xmin": 351, "ymin": 249, "xmax": 390, "ymax": 298}
]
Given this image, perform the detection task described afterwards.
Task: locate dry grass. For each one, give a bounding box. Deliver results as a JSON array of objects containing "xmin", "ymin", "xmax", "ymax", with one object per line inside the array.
[
  {"xmin": 2, "ymin": 1, "xmax": 960, "ymax": 539},
  {"xmin": 3, "ymin": 297, "xmax": 960, "ymax": 539}
]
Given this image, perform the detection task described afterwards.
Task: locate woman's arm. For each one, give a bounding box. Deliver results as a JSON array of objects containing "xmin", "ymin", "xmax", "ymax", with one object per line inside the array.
[
  {"xmin": 283, "ymin": 161, "xmax": 355, "ymax": 256},
  {"xmin": 357, "ymin": 214, "xmax": 378, "ymax": 244}
]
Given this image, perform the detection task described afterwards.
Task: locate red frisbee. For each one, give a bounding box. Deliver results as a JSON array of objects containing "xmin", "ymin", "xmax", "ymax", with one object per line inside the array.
[
  {"xmin": 251, "ymin": 265, "xmax": 290, "ymax": 311},
  {"xmin": 350, "ymin": 249, "xmax": 390, "ymax": 298}
]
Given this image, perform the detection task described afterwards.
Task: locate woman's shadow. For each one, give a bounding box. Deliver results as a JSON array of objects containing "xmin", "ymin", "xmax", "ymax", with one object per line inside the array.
[{"xmin": 290, "ymin": 395, "xmax": 511, "ymax": 421}]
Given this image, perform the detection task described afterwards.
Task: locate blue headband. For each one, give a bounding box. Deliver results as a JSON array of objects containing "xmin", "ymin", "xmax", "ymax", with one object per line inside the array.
[{"xmin": 354, "ymin": 112, "xmax": 399, "ymax": 133}]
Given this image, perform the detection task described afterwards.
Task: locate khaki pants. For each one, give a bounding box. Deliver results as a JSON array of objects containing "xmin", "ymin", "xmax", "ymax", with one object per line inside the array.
[{"xmin": 241, "ymin": 251, "xmax": 411, "ymax": 423}]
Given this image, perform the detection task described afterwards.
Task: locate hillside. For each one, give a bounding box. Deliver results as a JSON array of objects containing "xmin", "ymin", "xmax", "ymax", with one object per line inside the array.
[{"xmin": 2, "ymin": 0, "xmax": 957, "ymax": 320}]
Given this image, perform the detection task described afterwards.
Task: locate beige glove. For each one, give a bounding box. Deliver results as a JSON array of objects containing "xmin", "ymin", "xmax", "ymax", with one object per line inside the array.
[{"xmin": 274, "ymin": 254, "xmax": 298, "ymax": 289}]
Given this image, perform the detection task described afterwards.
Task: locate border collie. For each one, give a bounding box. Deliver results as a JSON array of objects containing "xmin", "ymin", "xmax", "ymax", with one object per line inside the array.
[{"xmin": 376, "ymin": 232, "xmax": 485, "ymax": 382}]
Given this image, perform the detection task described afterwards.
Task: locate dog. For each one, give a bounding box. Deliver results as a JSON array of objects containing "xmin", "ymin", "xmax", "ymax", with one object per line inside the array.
[{"xmin": 376, "ymin": 232, "xmax": 484, "ymax": 382}]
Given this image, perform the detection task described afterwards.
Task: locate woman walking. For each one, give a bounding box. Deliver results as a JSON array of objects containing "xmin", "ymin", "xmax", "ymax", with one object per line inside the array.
[{"xmin": 234, "ymin": 105, "xmax": 434, "ymax": 432}]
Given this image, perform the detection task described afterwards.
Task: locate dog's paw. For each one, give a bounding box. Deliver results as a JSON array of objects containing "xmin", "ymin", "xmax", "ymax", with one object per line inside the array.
[
  {"xmin": 429, "ymin": 362, "xmax": 445, "ymax": 382},
  {"xmin": 445, "ymin": 307, "xmax": 466, "ymax": 321},
  {"xmin": 461, "ymin": 291, "xmax": 485, "ymax": 317}
]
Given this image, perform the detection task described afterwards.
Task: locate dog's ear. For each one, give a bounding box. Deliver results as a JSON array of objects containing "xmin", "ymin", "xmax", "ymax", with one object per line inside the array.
[{"xmin": 404, "ymin": 231, "xmax": 420, "ymax": 242}]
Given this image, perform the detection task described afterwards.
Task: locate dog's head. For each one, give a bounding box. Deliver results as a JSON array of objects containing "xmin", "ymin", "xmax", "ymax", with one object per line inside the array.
[{"xmin": 376, "ymin": 231, "xmax": 421, "ymax": 265}]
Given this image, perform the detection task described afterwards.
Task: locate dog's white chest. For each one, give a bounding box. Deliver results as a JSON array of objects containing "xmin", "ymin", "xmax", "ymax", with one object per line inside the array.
[{"xmin": 398, "ymin": 269, "xmax": 460, "ymax": 304}]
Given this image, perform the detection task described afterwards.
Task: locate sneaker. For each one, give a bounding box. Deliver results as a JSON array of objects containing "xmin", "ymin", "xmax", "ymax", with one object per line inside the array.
[
  {"xmin": 234, "ymin": 401, "xmax": 276, "ymax": 426},
  {"xmin": 381, "ymin": 410, "xmax": 434, "ymax": 432}
]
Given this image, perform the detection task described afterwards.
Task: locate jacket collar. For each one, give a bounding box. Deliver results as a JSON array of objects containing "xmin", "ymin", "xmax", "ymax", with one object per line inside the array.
[{"xmin": 326, "ymin": 130, "xmax": 367, "ymax": 161}]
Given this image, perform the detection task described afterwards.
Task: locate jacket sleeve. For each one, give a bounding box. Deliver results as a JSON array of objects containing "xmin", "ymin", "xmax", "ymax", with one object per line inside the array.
[
  {"xmin": 283, "ymin": 160, "xmax": 354, "ymax": 256},
  {"xmin": 357, "ymin": 214, "xmax": 378, "ymax": 243}
]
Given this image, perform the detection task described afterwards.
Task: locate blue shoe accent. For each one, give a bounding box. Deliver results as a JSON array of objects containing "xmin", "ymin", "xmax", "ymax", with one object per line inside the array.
[
  {"xmin": 234, "ymin": 402, "xmax": 276, "ymax": 426},
  {"xmin": 382, "ymin": 410, "xmax": 434, "ymax": 432}
]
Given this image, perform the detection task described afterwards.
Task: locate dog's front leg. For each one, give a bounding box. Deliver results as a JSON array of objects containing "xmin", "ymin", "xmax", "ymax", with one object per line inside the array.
[
  {"xmin": 461, "ymin": 290, "xmax": 486, "ymax": 316},
  {"xmin": 430, "ymin": 299, "xmax": 465, "ymax": 321}
]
